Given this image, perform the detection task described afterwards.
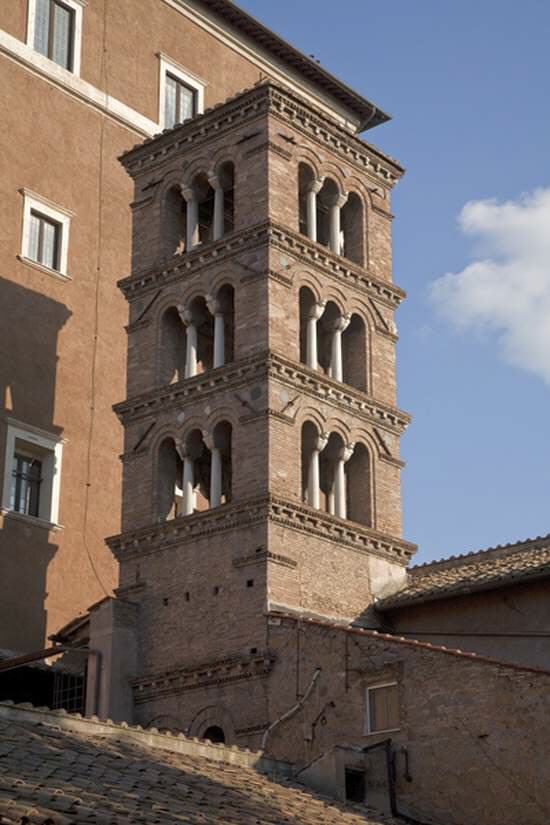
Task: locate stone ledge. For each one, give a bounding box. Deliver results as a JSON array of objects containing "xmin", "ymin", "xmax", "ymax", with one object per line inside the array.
[
  {"xmin": 233, "ymin": 549, "xmax": 298, "ymax": 569},
  {"xmin": 106, "ymin": 495, "xmax": 416, "ymax": 565},
  {"xmin": 117, "ymin": 220, "xmax": 405, "ymax": 309},
  {"xmin": 0, "ymin": 700, "xmax": 291, "ymax": 776},
  {"xmin": 113, "ymin": 351, "xmax": 410, "ymax": 436}
]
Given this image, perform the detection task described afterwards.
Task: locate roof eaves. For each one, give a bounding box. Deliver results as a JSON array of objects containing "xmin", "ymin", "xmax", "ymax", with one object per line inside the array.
[{"xmin": 198, "ymin": 0, "xmax": 390, "ymax": 131}]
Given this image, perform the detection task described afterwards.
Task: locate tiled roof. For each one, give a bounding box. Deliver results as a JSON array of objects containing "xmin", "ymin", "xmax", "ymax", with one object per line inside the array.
[
  {"xmin": 0, "ymin": 702, "xmax": 404, "ymax": 825},
  {"xmin": 376, "ymin": 534, "xmax": 550, "ymax": 610}
]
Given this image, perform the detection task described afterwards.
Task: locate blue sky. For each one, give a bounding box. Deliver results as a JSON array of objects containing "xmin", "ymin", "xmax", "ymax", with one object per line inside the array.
[{"xmin": 241, "ymin": 0, "xmax": 550, "ymax": 562}]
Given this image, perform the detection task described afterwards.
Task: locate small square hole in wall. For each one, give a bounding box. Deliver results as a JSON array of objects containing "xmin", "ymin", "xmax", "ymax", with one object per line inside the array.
[
  {"xmin": 247, "ymin": 579, "xmax": 254, "ymax": 588},
  {"xmin": 250, "ymin": 647, "xmax": 257, "ymax": 655},
  {"xmin": 163, "ymin": 597, "xmax": 169, "ymax": 606},
  {"xmin": 184, "ymin": 592, "xmax": 190, "ymax": 602},
  {"xmin": 213, "ymin": 586, "xmax": 220, "ymax": 596}
]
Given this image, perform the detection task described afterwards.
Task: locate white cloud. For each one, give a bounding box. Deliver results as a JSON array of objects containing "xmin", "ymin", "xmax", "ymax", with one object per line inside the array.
[{"xmin": 430, "ymin": 188, "xmax": 550, "ymax": 384}]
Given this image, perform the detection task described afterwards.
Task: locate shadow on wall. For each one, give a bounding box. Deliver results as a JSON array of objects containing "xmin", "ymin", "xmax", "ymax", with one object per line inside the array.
[{"xmin": 0, "ymin": 276, "xmax": 71, "ymax": 651}]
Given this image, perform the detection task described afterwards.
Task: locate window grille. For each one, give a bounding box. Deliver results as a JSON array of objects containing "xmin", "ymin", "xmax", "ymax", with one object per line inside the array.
[
  {"xmin": 10, "ymin": 453, "xmax": 42, "ymax": 518},
  {"xmin": 52, "ymin": 671, "xmax": 85, "ymax": 714}
]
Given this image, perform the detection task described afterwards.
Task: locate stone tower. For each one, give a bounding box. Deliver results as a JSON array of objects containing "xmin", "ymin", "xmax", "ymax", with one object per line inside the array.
[{"xmin": 109, "ymin": 81, "xmax": 415, "ymax": 745}]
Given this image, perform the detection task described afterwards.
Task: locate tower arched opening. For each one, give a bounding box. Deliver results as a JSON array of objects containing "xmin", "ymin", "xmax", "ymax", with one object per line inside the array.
[
  {"xmin": 159, "ymin": 307, "xmax": 186, "ymax": 386},
  {"xmin": 341, "ymin": 192, "xmax": 365, "ymax": 265},
  {"xmin": 298, "ymin": 163, "xmax": 316, "ymax": 237},
  {"xmin": 157, "ymin": 437, "xmax": 184, "ymax": 522},
  {"xmin": 342, "ymin": 313, "xmax": 368, "ymax": 392},
  {"xmin": 163, "ymin": 185, "xmax": 187, "ymax": 258},
  {"xmin": 346, "ymin": 442, "xmax": 372, "ymax": 527}
]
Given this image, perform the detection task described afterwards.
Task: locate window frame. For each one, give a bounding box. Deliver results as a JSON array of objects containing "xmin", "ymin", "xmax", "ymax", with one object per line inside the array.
[
  {"xmin": 364, "ymin": 681, "xmax": 400, "ymax": 736},
  {"xmin": 26, "ymin": 0, "xmax": 85, "ymax": 76},
  {"xmin": 2, "ymin": 421, "xmax": 64, "ymax": 528},
  {"xmin": 20, "ymin": 189, "xmax": 74, "ymax": 280},
  {"xmin": 11, "ymin": 451, "xmax": 43, "ymax": 518},
  {"xmin": 158, "ymin": 53, "xmax": 205, "ymax": 130}
]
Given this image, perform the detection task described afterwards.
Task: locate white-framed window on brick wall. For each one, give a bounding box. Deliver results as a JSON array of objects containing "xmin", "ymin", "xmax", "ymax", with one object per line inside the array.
[
  {"xmin": 365, "ymin": 682, "xmax": 399, "ymax": 735},
  {"xmin": 19, "ymin": 189, "xmax": 74, "ymax": 280},
  {"xmin": 1, "ymin": 421, "xmax": 64, "ymax": 528},
  {"xmin": 26, "ymin": 0, "xmax": 85, "ymax": 75},
  {"xmin": 158, "ymin": 53, "xmax": 205, "ymax": 130}
]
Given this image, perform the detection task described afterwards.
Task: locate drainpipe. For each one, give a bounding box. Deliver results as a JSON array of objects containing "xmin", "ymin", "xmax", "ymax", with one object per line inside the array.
[{"xmin": 261, "ymin": 667, "xmax": 321, "ymax": 751}]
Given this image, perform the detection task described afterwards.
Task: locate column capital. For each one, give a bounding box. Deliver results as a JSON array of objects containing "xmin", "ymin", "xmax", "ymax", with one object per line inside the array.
[
  {"xmin": 203, "ymin": 432, "xmax": 215, "ymax": 452},
  {"xmin": 208, "ymin": 173, "xmax": 223, "ymax": 190},
  {"xmin": 339, "ymin": 442, "xmax": 355, "ymax": 463},
  {"xmin": 175, "ymin": 440, "xmax": 191, "ymax": 460},
  {"xmin": 308, "ymin": 299, "xmax": 327, "ymax": 322},
  {"xmin": 331, "ymin": 312, "xmax": 352, "ymax": 333},
  {"xmin": 177, "ymin": 305, "xmax": 194, "ymax": 326},
  {"xmin": 181, "ymin": 185, "xmax": 195, "ymax": 202},
  {"xmin": 309, "ymin": 177, "xmax": 325, "ymax": 195},
  {"xmin": 206, "ymin": 294, "xmax": 223, "ymax": 316},
  {"xmin": 315, "ymin": 432, "xmax": 330, "ymax": 453},
  {"xmin": 330, "ymin": 191, "xmax": 348, "ymax": 209}
]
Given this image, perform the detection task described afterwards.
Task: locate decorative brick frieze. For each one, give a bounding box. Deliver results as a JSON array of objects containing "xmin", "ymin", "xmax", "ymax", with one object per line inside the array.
[
  {"xmin": 118, "ymin": 220, "xmax": 405, "ymax": 308},
  {"xmin": 244, "ymin": 140, "xmax": 293, "ymax": 161},
  {"xmin": 106, "ymin": 495, "xmax": 415, "ymax": 565},
  {"xmin": 233, "ymin": 549, "xmax": 298, "ymax": 570},
  {"xmin": 120, "ymin": 81, "xmax": 403, "ymax": 188},
  {"xmin": 114, "ymin": 352, "xmax": 409, "ymax": 434},
  {"xmin": 132, "ymin": 651, "xmax": 276, "ymax": 704}
]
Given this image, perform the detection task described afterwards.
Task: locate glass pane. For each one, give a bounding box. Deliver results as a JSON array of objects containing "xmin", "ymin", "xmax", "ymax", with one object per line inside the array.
[
  {"xmin": 165, "ymin": 75, "xmax": 178, "ymax": 130},
  {"xmin": 52, "ymin": 1, "xmax": 73, "ymax": 70},
  {"xmin": 179, "ymin": 85, "xmax": 195, "ymax": 122},
  {"xmin": 34, "ymin": 0, "xmax": 51, "ymax": 57},
  {"xmin": 41, "ymin": 219, "xmax": 58, "ymax": 269},
  {"xmin": 28, "ymin": 213, "xmax": 41, "ymax": 262}
]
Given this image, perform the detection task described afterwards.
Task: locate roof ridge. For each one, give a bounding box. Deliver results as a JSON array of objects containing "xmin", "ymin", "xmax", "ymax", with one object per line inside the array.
[
  {"xmin": 411, "ymin": 533, "xmax": 550, "ymax": 573},
  {"xmin": 268, "ymin": 612, "xmax": 550, "ymax": 677}
]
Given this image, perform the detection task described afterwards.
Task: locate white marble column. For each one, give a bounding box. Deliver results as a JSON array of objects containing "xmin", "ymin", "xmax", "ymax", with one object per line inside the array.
[
  {"xmin": 179, "ymin": 308, "xmax": 198, "ymax": 378},
  {"xmin": 306, "ymin": 300, "xmax": 327, "ymax": 370},
  {"xmin": 335, "ymin": 443, "xmax": 355, "ymax": 519},
  {"xmin": 330, "ymin": 314, "xmax": 351, "ymax": 382},
  {"xmin": 182, "ymin": 186, "xmax": 199, "ymax": 250},
  {"xmin": 176, "ymin": 442, "xmax": 195, "ymax": 516},
  {"xmin": 206, "ymin": 294, "xmax": 225, "ymax": 368},
  {"xmin": 209, "ymin": 174, "xmax": 225, "ymax": 241},
  {"xmin": 306, "ymin": 177, "xmax": 324, "ymax": 242},
  {"xmin": 329, "ymin": 192, "xmax": 348, "ymax": 255},
  {"xmin": 205, "ymin": 433, "xmax": 223, "ymax": 509},
  {"xmin": 307, "ymin": 431, "xmax": 329, "ymax": 509}
]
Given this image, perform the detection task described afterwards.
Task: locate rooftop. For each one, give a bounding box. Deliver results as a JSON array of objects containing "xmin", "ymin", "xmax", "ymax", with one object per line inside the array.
[
  {"xmin": 0, "ymin": 701, "xmax": 404, "ymax": 825},
  {"xmin": 196, "ymin": 0, "xmax": 390, "ymax": 131},
  {"xmin": 376, "ymin": 533, "xmax": 550, "ymax": 610}
]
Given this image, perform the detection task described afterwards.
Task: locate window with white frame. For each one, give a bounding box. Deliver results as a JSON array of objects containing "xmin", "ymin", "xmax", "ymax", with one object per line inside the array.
[
  {"xmin": 27, "ymin": 0, "xmax": 84, "ymax": 75},
  {"xmin": 2, "ymin": 422, "xmax": 64, "ymax": 526},
  {"xmin": 158, "ymin": 54, "xmax": 205, "ymax": 130},
  {"xmin": 365, "ymin": 682, "xmax": 399, "ymax": 734},
  {"xmin": 20, "ymin": 189, "xmax": 74, "ymax": 279}
]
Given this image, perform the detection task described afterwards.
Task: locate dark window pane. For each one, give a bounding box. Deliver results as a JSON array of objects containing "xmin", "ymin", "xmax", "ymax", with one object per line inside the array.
[
  {"xmin": 52, "ymin": 2, "xmax": 73, "ymax": 70},
  {"xmin": 29, "ymin": 210, "xmax": 60, "ymax": 271},
  {"xmin": 11, "ymin": 454, "xmax": 42, "ymax": 518},
  {"xmin": 34, "ymin": 0, "xmax": 51, "ymax": 57},
  {"xmin": 165, "ymin": 75, "xmax": 178, "ymax": 130},
  {"xmin": 165, "ymin": 73, "xmax": 196, "ymax": 128}
]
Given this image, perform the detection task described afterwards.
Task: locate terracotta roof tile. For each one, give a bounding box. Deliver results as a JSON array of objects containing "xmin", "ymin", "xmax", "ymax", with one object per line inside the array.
[
  {"xmin": 0, "ymin": 702, "xmax": 404, "ymax": 825},
  {"xmin": 376, "ymin": 534, "xmax": 550, "ymax": 609}
]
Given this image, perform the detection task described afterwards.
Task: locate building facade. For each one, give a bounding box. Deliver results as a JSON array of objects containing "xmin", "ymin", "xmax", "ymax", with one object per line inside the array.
[{"xmin": 0, "ymin": 0, "xmax": 388, "ymax": 653}]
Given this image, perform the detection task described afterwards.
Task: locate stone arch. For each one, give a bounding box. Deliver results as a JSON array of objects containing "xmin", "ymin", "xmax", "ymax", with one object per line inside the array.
[
  {"xmin": 189, "ymin": 705, "xmax": 236, "ymax": 745},
  {"xmin": 295, "ymin": 405, "xmax": 327, "ymax": 436}
]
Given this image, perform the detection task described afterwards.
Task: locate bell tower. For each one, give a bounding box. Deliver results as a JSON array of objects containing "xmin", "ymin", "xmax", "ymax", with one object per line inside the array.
[{"xmin": 109, "ymin": 81, "xmax": 415, "ymax": 744}]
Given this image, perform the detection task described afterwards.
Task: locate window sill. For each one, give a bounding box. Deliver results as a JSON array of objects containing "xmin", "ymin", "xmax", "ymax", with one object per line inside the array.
[
  {"xmin": 0, "ymin": 509, "xmax": 63, "ymax": 532},
  {"xmin": 363, "ymin": 728, "xmax": 401, "ymax": 737},
  {"xmin": 17, "ymin": 255, "xmax": 72, "ymax": 282}
]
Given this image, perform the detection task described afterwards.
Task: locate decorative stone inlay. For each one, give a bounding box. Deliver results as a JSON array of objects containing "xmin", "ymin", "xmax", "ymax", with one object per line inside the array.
[
  {"xmin": 117, "ymin": 220, "xmax": 405, "ymax": 310},
  {"xmin": 113, "ymin": 352, "xmax": 410, "ymax": 435},
  {"xmin": 233, "ymin": 549, "xmax": 298, "ymax": 570},
  {"xmin": 131, "ymin": 651, "xmax": 275, "ymax": 704},
  {"xmin": 106, "ymin": 495, "xmax": 416, "ymax": 565},
  {"xmin": 120, "ymin": 81, "xmax": 403, "ymax": 189}
]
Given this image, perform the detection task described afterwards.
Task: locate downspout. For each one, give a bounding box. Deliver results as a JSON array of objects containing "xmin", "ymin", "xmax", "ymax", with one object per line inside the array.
[{"xmin": 261, "ymin": 667, "xmax": 321, "ymax": 751}]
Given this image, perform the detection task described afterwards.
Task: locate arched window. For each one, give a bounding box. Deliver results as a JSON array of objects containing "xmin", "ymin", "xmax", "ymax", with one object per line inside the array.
[
  {"xmin": 192, "ymin": 173, "xmax": 215, "ymax": 246},
  {"xmin": 187, "ymin": 295, "xmax": 214, "ymax": 375},
  {"xmin": 316, "ymin": 178, "xmax": 340, "ymax": 250},
  {"xmin": 203, "ymin": 725, "xmax": 225, "ymax": 744},
  {"xmin": 346, "ymin": 443, "xmax": 372, "ymax": 527},
  {"xmin": 342, "ymin": 313, "xmax": 368, "ymax": 392},
  {"xmin": 159, "ymin": 307, "xmax": 186, "ymax": 385},
  {"xmin": 341, "ymin": 192, "xmax": 365, "ymax": 265},
  {"xmin": 299, "ymin": 286, "xmax": 318, "ymax": 366},
  {"xmin": 298, "ymin": 163, "xmax": 316, "ymax": 237},
  {"xmin": 317, "ymin": 301, "xmax": 342, "ymax": 378},
  {"xmin": 303, "ymin": 427, "xmax": 360, "ymax": 522},
  {"xmin": 157, "ymin": 437, "xmax": 183, "ymax": 522},
  {"xmin": 218, "ymin": 161, "xmax": 235, "ymax": 236},
  {"xmin": 163, "ymin": 185, "xmax": 187, "ymax": 258}
]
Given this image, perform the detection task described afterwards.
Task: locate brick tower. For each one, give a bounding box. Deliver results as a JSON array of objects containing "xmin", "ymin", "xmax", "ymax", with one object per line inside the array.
[{"xmin": 108, "ymin": 80, "xmax": 415, "ymax": 746}]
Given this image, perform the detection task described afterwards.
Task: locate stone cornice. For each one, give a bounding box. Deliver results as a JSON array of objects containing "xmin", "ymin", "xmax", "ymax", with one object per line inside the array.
[
  {"xmin": 106, "ymin": 495, "xmax": 416, "ymax": 565},
  {"xmin": 132, "ymin": 651, "xmax": 275, "ymax": 704},
  {"xmin": 118, "ymin": 220, "xmax": 405, "ymax": 309},
  {"xmin": 113, "ymin": 351, "xmax": 410, "ymax": 435},
  {"xmin": 120, "ymin": 81, "xmax": 403, "ymax": 188}
]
